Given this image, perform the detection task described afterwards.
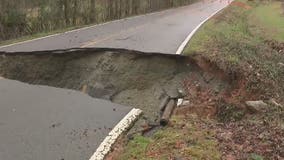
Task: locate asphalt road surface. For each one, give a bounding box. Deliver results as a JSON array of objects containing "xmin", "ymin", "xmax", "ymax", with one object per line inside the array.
[
  {"xmin": 0, "ymin": 0, "xmax": 230, "ymax": 54},
  {"xmin": 0, "ymin": 79, "xmax": 131, "ymax": 160}
]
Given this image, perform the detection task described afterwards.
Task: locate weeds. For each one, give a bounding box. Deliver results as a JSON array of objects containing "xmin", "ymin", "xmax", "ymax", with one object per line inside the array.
[
  {"xmin": 118, "ymin": 115, "xmax": 221, "ymax": 159},
  {"xmin": 184, "ymin": 0, "xmax": 284, "ymax": 102}
]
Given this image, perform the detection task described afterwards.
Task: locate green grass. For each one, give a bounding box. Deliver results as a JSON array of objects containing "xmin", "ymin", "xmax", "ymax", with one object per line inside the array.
[
  {"xmin": 250, "ymin": 153, "xmax": 264, "ymax": 160},
  {"xmin": 184, "ymin": 1, "xmax": 260, "ymax": 65},
  {"xmin": 117, "ymin": 135, "xmax": 153, "ymax": 160},
  {"xmin": 251, "ymin": 2, "xmax": 284, "ymax": 42},
  {"xmin": 118, "ymin": 2, "xmax": 284, "ymax": 159},
  {"xmin": 183, "ymin": 0, "xmax": 284, "ymax": 98},
  {"xmin": 118, "ymin": 116, "xmax": 221, "ymax": 160}
]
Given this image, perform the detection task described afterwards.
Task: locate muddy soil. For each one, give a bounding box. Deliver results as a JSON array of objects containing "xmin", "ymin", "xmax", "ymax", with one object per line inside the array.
[{"xmin": 0, "ymin": 49, "xmax": 230, "ymax": 131}]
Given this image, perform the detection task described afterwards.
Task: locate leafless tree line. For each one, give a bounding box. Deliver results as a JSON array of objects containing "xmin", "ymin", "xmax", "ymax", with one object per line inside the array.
[{"xmin": 0, "ymin": 0, "xmax": 197, "ymax": 41}]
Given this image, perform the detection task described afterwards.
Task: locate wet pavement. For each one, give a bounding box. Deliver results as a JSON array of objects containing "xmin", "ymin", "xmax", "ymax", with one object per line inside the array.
[
  {"xmin": 0, "ymin": 0, "xmax": 230, "ymax": 54},
  {"xmin": 0, "ymin": 79, "xmax": 131, "ymax": 160}
]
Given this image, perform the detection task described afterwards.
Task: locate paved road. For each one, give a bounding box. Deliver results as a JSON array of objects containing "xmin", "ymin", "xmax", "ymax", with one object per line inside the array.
[
  {"xmin": 0, "ymin": 1, "xmax": 231, "ymax": 159},
  {"xmin": 0, "ymin": 0, "xmax": 230, "ymax": 54},
  {"xmin": 0, "ymin": 79, "xmax": 131, "ymax": 160}
]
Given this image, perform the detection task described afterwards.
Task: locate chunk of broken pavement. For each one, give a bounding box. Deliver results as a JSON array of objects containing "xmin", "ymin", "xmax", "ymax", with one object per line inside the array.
[{"xmin": 245, "ymin": 100, "xmax": 268, "ymax": 113}]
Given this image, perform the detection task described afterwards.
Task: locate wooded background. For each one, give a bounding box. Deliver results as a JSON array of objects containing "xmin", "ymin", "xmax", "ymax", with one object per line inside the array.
[{"xmin": 0, "ymin": 0, "xmax": 197, "ymax": 41}]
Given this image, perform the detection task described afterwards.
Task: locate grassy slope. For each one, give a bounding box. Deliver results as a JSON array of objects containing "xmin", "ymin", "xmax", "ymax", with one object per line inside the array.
[
  {"xmin": 251, "ymin": 2, "xmax": 284, "ymax": 41},
  {"xmin": 117, "ymin": 1, "xmax": 284, "ymax": 160},
  {"xmin": 184, "ymin": 0, "xmax": 284, "ymax": 101},
  {"xmin": 117, "ymin": 115, "xmax": 221, "ymax": 160}
]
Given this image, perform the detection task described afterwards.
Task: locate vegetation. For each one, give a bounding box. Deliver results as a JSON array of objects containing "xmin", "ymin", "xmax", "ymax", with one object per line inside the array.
[
  {"xmin": 184, "ymin": 0, "xmax": 284, "ymax": 100},
  {"xmin": 0, "ymin": 0, "xmax": 197, "ymax": 43},
  {"xmin": 117, "ymin": 136, "xmax": 153, "ymax": 160},
  {"xmin": 118, "ymin": 115, "xmax": 221, "ymax": 160},
  {"xmin": 116, "ymin": 0, "xmax": 284, "ymax": 159},
  {"xmin": 251, "ymin": 1, "xmax": 284, "ymax": 41}
]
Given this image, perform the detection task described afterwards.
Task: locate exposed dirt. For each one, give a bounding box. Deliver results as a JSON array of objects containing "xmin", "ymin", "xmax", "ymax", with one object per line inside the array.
[
  {"xmin": 106, "ymin": 54, "xmax": 283, "ymax": 159},
  {"xmin": 178, "ymin": 55, "xmax": 283, "ymax": 159},
  {"xmin": 176, "ymin": 55, "xmax": 250, "ymax": 120},
  {"xmin": 1, "ymin": 49, "xmax": 283, "ymax": 159},
  {"xmin": 0, "ymin": 48, "xmax": 204, "ymax": 131}
]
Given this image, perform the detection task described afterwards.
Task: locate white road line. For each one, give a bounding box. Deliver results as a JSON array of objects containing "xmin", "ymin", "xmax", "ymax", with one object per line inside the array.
[
  {"xmin": 89, "ymin": 2, "xmax": 233, "ymax": 159},
  {"xmin": 175, "ymin": 1, "xmax": 232, "ymax": 55},
  {"xmin": 0, "ymin": 2, "xmax": 231, "ymax": 160},
  {"xmin": 89, "ymin": 108, "xmax": 142, "ymax": 160},
  {"xmin": 0, "ymin": 2, "xmax": 200, "ymax": 50}
]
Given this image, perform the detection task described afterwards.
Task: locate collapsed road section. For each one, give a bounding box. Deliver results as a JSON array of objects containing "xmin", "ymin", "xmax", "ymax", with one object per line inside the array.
[
  {"xmin": 0, "ymin": 48, "xmax": 198, "ymax": 126},
  {"xmin": 0, "ymin": 48, "xmax": 230, "ymax": 159}
]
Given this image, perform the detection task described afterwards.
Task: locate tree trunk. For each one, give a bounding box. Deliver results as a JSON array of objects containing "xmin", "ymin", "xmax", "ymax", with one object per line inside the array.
[{"xmin": 90, "ymin": 0, "xmax": 96, "ymax": 22}]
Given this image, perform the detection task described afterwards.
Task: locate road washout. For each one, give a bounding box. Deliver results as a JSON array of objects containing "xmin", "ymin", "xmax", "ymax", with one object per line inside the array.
[
  {"xmin": 1, "ymin": 48, "xmax": 262, "ymax": 160},
  {"xmin": 0, "ymin": 49, "xmax": 232, "ymax": 131}
]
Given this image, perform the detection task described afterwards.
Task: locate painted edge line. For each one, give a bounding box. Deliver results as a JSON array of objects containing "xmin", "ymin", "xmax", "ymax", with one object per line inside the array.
[
  {"xmin": 0, "ymin": 1, "xmax": 201, "ymax": 50},
  {"xmin": 89, "ymin": 108, "xmax": 142, "ymax": 160},
  {"xmin": 175, "ymin": 1, "xmax": 232, "ymax": 55},
  {"xmin": 0, "ymin": 19, "xmax": 124, "ymax": 49}
]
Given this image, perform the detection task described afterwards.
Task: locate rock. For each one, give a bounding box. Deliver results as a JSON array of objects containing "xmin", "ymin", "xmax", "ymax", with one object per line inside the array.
[
  {"xmin": 178, "ymin": 88, "xmax": 186, "ymax": 98},
  {"xmin": 245, "ymin": 100, "xmax": 268, "ymax": 113},
  {"xmin": 278, "ymin": 62, "xmax": 284, "ymax": 67},
  {"xmin": 181, "ymin": 100, "xmax": 190, "ymax": 106}
]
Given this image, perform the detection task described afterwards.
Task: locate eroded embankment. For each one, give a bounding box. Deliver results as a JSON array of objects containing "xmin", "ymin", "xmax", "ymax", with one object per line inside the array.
[{"xmin": 0, "ymin": 49, "xmax": 232, "ymax": 132}]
